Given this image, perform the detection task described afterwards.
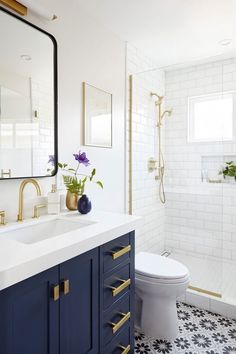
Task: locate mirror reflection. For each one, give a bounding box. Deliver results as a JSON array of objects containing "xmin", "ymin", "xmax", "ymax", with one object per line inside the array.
[{"xmin": 0, "ymin": 9, "xmax": 57, "ymax": 179}]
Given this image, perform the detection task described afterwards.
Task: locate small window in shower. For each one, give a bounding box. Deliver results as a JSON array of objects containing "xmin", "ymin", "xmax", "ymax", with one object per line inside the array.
[{"xmin": 188, "ymin": 92, "xmax": 235, "ymax": 142}]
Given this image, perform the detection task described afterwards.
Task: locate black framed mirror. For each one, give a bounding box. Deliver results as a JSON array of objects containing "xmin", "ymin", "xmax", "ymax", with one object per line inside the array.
[{"xmin": 0, "ymin": 6, "xmax": 57, "ymax": 179}]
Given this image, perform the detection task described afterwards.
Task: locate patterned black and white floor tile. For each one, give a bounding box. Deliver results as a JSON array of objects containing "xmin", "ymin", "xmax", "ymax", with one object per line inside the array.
[{"xmin": 135, "ymin": 302, "xmax": 236, "ymax": 354}]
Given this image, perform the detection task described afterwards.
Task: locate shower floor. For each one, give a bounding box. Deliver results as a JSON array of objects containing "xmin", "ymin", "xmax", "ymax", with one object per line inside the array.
[{"xmin": 170, "ymin": 252, "xmax": 236, "ymax": 304}]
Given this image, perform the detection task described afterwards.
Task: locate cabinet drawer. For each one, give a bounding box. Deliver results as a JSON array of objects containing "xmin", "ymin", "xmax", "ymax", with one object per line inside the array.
[
  {"xmin": 103, "ymin": 326, "xmax": 131, "ymax": 354},
  {"xmin": 101, "ymin": 233, "xmax": 132, "ymax": 273},
  {"xmin": 102, "ymin": 294, "xmax": 131, "ymax": 346},
  {"xmin": 103, "ymin": 263, "xmax": 131, "ymax": 310}
]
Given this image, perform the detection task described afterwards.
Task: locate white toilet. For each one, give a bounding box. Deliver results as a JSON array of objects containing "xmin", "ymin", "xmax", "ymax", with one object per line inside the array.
[{"xmin": 135, "ymin": 252, "xmax": 190, "ymax": 340}]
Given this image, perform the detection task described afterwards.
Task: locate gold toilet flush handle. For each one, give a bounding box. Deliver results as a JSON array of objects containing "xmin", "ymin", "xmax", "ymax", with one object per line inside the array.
[
  {"xmin": 110, "ymin": 312, "xmax": 131, "ymax": 334},
  {"xmin": 110, "ymin": 278, "xmax": 131, "ymax": 297},
  {"xmin": 119, "ymin": 344, "xmax": 131, "ymax": 354},
  {"xmin": 112, "ymin": 245, "xmax": 131, "ymax": 260}
]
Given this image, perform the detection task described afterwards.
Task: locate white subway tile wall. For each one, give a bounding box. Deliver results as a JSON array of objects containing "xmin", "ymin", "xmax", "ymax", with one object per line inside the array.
[
  {"xmin": 127, "ymin": 46, "xmax": 236, "ymax": 271},
  {"xmin": 126, "ymin": 46, "xmax": 236, "ymax": 310},
  {"xmin": 126, "ymin": 44, "xmax": 165, "ymax": 254},
  {"xmin": 165, "ymin": 58, "xmax": 236, "ymax": 262}
]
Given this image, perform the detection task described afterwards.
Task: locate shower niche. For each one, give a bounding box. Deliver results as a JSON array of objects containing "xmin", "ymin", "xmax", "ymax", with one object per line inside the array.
[{"xmin": 201, "ymin": 154, "xmax": 236, "ymax": 184}]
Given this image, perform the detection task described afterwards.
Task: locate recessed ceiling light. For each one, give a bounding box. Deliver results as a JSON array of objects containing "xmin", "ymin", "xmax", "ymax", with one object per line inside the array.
[
  {"xmin": 20, "ymin": 54, "xmax": 32, "ymax": 61},
  {"xmin": 218, "ymin": 39, "xmax": 232, "ymax": 47}
]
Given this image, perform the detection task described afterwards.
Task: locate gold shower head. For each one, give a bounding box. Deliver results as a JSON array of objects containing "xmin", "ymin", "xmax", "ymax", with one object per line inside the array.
[{"xmin": 151, "ymin": 92, "xmax": 164, "ymax": 105}]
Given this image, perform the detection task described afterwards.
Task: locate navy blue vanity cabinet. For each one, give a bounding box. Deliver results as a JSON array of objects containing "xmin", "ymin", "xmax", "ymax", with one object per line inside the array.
[
  {"xmin": 100, "ymin": 231, "xmax": 135, "ymax": 354},
  {"xmin": 60, "ymin": 248, "xmax": 99, "ymax": 354},
  {"xmin": 0, "ymin": 249, "xmax": 99, "ymax": 354},
  {"xmin": 0, "ymin": 232, "xmax": 135, "ymax": 354},
  {"xmin": 0, "ymin": 266, "xmax": 59, "ymax": 354}
]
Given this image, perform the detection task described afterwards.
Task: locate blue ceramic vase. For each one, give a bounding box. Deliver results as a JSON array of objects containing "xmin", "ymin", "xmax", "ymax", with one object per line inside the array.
[{"xmin": 77, "ymin": 194, "xmax": 92, "ymax": 214}]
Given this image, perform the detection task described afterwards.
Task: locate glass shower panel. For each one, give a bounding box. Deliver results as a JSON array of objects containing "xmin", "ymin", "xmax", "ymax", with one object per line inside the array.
[
  {"xmin": 128, "ymin": 62, "xmax": 225, "ymax": 299},
  {"xmin": 129, "ymin": 69, "xmax": 166, "ymax": 254},
  {"xmin": 163, "ymin": 62, "xmax": 224, "ymax": 298},
  {"xmin": 222, "ymin": 57, "xmax": 236, "ymax": 304}
]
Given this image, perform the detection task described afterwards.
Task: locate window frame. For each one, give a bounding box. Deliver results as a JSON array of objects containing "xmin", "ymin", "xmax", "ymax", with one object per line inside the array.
[{"xmin": 187, "ymin": 91, "xmax": 236, "ymax": 143}]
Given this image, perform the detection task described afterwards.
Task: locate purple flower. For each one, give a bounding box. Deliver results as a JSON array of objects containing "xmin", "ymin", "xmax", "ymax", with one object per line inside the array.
[
  {"xmin": 73, "ymin": 151, "xmax": 90, "ymax": 166},
  {"xmin": 48, "ymin": 155, "xmax": 55, "ymax": 165}
]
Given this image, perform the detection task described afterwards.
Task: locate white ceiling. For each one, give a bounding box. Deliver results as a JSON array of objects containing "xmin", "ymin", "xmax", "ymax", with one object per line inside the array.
[{"xmin": 76, "ymin": 0, "xmax": 236, "ymax": 68}]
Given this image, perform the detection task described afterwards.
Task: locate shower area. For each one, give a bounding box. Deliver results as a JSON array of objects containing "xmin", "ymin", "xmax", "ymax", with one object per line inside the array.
[{"xmin": 127, "ymin": 45, "xmax": 236, "ymax": 315}]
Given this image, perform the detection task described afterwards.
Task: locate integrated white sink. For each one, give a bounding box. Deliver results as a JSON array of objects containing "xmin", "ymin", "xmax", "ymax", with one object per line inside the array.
[
  {"xmin": 0, "ymin": 211, "xmax": 140, "ymax": 291},
  {"xmin": 1, "ymin": 218, "xmax": 94, "ymax": 244}
]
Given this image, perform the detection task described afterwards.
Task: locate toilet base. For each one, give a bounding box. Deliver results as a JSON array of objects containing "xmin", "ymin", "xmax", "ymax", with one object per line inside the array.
[
  {"xmin": 135, "ymin": 252, "xmax": 189, "ymax": 340},
  {"xmin": 139, "ymin": 295, "xmax": 179, "ymax": 340}
]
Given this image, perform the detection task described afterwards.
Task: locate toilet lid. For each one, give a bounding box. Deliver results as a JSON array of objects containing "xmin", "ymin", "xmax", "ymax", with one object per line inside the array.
[{"xmin": 135, "ymin": 252, "xmax": 189, "ymax": 280}]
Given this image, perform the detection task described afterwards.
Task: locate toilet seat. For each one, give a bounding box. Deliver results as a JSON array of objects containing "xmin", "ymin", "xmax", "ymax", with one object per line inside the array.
[
  {"xmin": 135, "ymin": 252, "xmax": 189, "ymax": 282},
  {"xmin": 136, "ymin": 271, "xmax": 190, "ymax": 285}
]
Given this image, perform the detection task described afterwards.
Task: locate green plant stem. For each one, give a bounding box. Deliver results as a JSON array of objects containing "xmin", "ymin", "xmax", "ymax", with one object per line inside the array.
[
  {"xmin": 75, "ymin": 162, "xmax": 80, "ymax": 176},
  {"xmin": 60, "ymin": 168, "xmax": 90, "ymax": 178}
]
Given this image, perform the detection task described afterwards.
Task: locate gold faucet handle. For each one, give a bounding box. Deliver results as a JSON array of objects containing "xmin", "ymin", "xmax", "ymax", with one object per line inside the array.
[
  {"xmin": 0, "ymin": 211, "xmax": 6, "ymax": 225},
  {"xmin": 33, "ymin": 204, "xmax": 47, "ymax": 219}
]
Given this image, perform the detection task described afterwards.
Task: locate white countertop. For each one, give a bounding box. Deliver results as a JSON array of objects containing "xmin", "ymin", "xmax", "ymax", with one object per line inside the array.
[{"xmin": 0, "ymin": 211, "xmax": 140, "ymax": 291}]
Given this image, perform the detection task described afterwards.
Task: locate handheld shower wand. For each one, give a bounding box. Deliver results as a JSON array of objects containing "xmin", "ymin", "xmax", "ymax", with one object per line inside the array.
[{"xmin": 150, "ymin": 92, "xmax": 172, "ymax": 204}]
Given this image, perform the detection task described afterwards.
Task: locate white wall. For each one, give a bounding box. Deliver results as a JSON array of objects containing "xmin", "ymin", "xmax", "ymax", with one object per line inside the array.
[
  {"xmin": 0, "ymin": 0, "xmax": 126, "ymax": 221},
  {"xmin": 127, "ymin": 44, "xmax": 165, "ymax": 253}
]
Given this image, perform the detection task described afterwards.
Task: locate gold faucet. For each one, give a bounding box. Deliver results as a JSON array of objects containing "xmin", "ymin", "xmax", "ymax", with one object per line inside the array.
[{"xmin": 17, "ymin": 179, "xmax": 42, "ymax": 222}]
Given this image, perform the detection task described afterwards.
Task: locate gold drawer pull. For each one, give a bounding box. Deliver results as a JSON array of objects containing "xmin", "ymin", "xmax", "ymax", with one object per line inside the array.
[
  {"xmin": 119, "ymin": 344, "xmax": 131, "ymax": 354},
  {"xmin": 111, "ymin": 279, "xmax": 131, "ymax": 297},
  {"xmin": 51, "ymin": 285, "xmax": 60, "ymax": 301},
  {"xmin": 61, "ymin": 279, "xmax": 70, "ymax": 295},
  {"xmin": 112, "ymin": 245, "xmax": 131, "ymax": 260},
  {"xmin": 110, "ymin": 311, "xmax": 131, "ymax": 334}
]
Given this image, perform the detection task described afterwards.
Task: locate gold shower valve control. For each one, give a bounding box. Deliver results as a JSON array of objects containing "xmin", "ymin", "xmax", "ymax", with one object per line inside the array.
[
  {"xmin": 0, "ymin": 211, "xmax": 6, "ymax": 225},
  {"xmin": 147, "ymin": 158, "xmax": 157, "ymax": 172}
]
